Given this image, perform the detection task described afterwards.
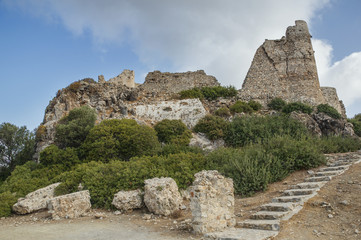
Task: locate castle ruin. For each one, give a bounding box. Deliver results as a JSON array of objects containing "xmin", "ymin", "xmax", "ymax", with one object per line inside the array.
[{"xmin": 239, "ymin": 20, "xmax": 345, "ymax": 116}]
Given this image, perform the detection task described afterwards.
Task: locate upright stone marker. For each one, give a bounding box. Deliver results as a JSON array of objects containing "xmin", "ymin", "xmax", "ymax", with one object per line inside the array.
[{"xmin": 190, "ymin": 170, "xmax": 235, "ymax": 234}]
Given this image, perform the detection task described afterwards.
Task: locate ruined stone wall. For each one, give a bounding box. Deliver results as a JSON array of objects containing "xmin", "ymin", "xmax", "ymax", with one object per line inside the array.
[
  {"xmin": 321, "ymin": 87, "xmax": 346, "ymax": 118},
  {"xmin": 140, "ymin": 70, "xmax": 219, "ymax": 94},
  {"xmin": 107, "ymin": 69, "xmax": 135, "ymax": 88}
]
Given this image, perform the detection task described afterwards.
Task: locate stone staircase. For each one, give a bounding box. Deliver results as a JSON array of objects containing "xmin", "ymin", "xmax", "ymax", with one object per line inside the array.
[{"xmin": 205, "ymin": 153, "xmax": 361, "ymax": 240}]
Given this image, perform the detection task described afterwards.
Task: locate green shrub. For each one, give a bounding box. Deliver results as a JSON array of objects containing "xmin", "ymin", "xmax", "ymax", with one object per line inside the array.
[
  {"xmin": 248, "ymin": 100, "xmax": 262, "ymax": 111},
  {"xmin": 316, "ymin": 136, "xmax": 361, "ymax": 153},
  {"xmin": 81, "ymin": 119, "xmax": 161, "ymax": 162},
  {"xmin": 268, "ymin": 98, "xmax": 286, "ymax": 111},
  {"xmin": 55, "ymin": 106, "xmax": 97, "ymax": 149},
  {"xmin": 193, "ymin": 115, "xmax": 229, "ymax": 140},
  {"xmin": 349, "ymin": 114, "xmax": 361, "ymax": 137},
  {"xmin": 214, "ymin": 107, "xmax": 231, "ymax": 117},
  {"xmin": 229, "ymin": 101, "xmax": 254, "ymax": 114},
  {"xmin": 55, "ymin": 152, "xmax": 206, "ymax": 209},
  {"xmin": 35, "ymin": 125, "xmax": 47, "ymax": 141},
  {"xmin": 179, "ymin": 86, "xmax": 237, "ymax": 101},
  {"xmin": 225, "ymin": 115, "xmax": 308, "ymax": 147},
  {"xmin": 317, "ymin": 104, "xmax": 341, "ymax": 119},
  {"xmin": 154, "ymin": 119, "xmax": 191, "ymax": 145},
  {"xmin": 159, "ymin": 144, "xmax": 204, "ymax": 156},
  {"xmin": 39, "ymin": 145, "xmax": 80, "ymax": 169},
  {"xmin": 0, "ymin": 191, "xmax": 17, "ymax": 217},
  {"xmin": 282, "ymin": 102, "xmax": 313, "ymax": 114}
]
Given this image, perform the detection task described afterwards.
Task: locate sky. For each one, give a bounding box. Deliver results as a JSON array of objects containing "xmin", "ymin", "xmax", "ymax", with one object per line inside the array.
[{"xmin": 0, "ymin": 0, "xmax": 360, "ymax": 131}]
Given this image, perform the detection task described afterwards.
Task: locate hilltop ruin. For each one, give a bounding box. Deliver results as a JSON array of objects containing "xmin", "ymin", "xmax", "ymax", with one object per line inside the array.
[{"xmin": 239, "ymin": 20, "xmax": 345, "ymax": 117}]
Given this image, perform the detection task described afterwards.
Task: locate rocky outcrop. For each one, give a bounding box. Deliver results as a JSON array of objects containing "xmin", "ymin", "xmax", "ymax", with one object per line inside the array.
[
  {"xmin": 144, "ymin": 177, "xmax": 182, "ymax": 216},
  {"xmin": 12, "ymin": 183, "xmax": 61, "ymax": 214},
  {"xmin": 112, "ymin": 189, "xmax": 144, "ymax": 212},
  {"xmin": 47, "ymin": 190, "xmax": 91, "ymax": 219},
  {"xmin": 140, "ymin": 70, "xmax": 219, "ymax": 94},
  {"xmin": 313, "ymin": 113, "xmax": 355, "ymax": 136},
  {"xmin": 239, "ymin": 20, "xmax": 344, "ymax": 117},
  {"xmin": 190, "ymin": 170, "xmax": 235, "ymax": 234},
  {"xmin": 290, "ymin": 112, "xmax": 322, "ymax": 137},
  {"xmin": 189, "ymin": 133, "xmax": 225, "ymax": 151}
]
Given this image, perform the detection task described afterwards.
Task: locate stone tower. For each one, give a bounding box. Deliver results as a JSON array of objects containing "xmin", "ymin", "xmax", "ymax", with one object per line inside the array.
[{"xmin": 240, "ymin": 20, "xmax": 326, "ymax": 106}]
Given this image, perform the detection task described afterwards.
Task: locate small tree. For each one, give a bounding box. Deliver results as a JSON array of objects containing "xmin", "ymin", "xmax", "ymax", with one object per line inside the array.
[
  {"xmin": 193, "ymin": 115, "xmax": 229, "ymax": 140},
  {"xmin": 55, "ymin": 106, "xmax": 97, "ymax": 149},
  {"xmin": 0, "ymin": 123, "xmax": 35, "ymax": 180}
]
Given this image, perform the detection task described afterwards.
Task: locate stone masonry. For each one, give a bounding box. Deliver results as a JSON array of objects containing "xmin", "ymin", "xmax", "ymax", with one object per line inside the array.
[
  {"xmin": 107, "ymin": 69, "xmax": 135, "ymax": 88},
  {"xmin": 140, "ymin": 70, "xmax": 219, "ymax": 94},
  {"xmin": 190, "ymin": 170, "xmax": 235, "ymax": 234},
  {"xmin": 239, "ymin": 20, "xmax": 345, "ymax": 117}
]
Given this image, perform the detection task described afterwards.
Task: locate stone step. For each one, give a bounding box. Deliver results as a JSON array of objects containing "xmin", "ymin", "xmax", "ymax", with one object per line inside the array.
[
  {"xmin": 272, "ymin": 196, "xmax": 304, "ymax": 203},
  {"xmin": 260, "ymin": 202, "xmax": 295, "ymax": 212},
  {"xmin": 304, "ymin": 176, "xmax": 332, "ymax": 182},
  {"xmin": 319, "ymin": 166, "xmax": 348, "ymax": 172},
  {"xmin": 204, "ymin": 228, "xmax": 279, "ymax": 240},
  {"xmin": 327, "ymin": 162, "xmax": 351, "ymax": 167},
  {"xmin": 282, "ymin": 189, "xmax": 314, "ymax": 196},
  {"xmin": 312, "ymin": 171, "xmax": 342, "ymax": 177},
  {"xmin": 237, "ymin": 219, "xmax": 280, "ymax": 231},
  {"xmin": 288, "ymin": 182, "xmax": 321, "ymax": 189},
  {"xmin": 250, "ymin": 211, "xmax": 287, "ymax": 220}
]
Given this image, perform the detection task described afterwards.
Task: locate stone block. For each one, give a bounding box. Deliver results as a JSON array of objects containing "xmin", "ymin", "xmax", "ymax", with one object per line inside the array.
[
  {"xmin": 144, "ymin": 177, "xmax": 182, "ymax": 216},
  {"xmin": 47, "ymin": 190, "xmax": 91, "ymax": 219},
  {"xmin": 112, "ymin": 189, "xmax": 144, "ymax": 212},
  {"xmin": 12, "ymin": 182, "xmax": 61, "ymax": 214},
  {"xmin": 190, "ymin": 170, "xmax": 235, "ymax": 234}
]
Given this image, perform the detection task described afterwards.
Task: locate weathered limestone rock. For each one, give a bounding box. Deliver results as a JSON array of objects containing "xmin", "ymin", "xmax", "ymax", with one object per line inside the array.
[
  {"xmin": 12, "ymin": 183, "xmax": 61, "ymax": 214},
  {"xmin": 190, "ymin": 170, "xmax": 235, "ymax": 234},
  {"xmin": 313, "ymin": 113, "xmax": 355, "ymax": 136},
  {"xmin": 131, "ymin": 99, "xmax": 207, "ymax": 128},
  {"xmin": 290, "ymin": 111, "xmax": 322, "ymax": 137},
  {"xmin": 47, "ymin": 190, "xmax": 91, "ymax": 219},
  {"xmin": 108, "ymin": 69, "xmax": 135, "ymax": 88},
  {"xmin": 239, "ymin": 20, "xmax": 344, "ymax": 117},
  {"xmin": 112, "ymin": 189, "xmax": 144, "ymax": 212},
  {"xmin": 140, "ymin": 70, "xmax": 219, "ymax": 94},
  {"xmin": 189, "ymin": 133, "xmax": 225, "ymax": 151},
  {"xmin": 144, "ymin": 177, "xmax": 182, "ymax": 216}
]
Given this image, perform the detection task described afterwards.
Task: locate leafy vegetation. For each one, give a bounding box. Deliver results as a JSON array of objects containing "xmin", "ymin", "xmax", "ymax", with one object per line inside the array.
[
  {"xmin": 348, "ymin": 114, "xmax": 361, "ymax": 137},
  {"xmin": 154, "ymin": 119, "xmax": 192, "ymax": 145},
  {"xmin": 268, "ymin": 98, "xmax": 287, "ymax": 111},
  {"xmin": 248, "ymin": 100, "xmax": 263, "ymax": 111},
  {"xmin": 317, "ymin": 104, "xmax": 341, "ymax": 119},
  {"xmin": 193, "ymin": 115, "xmax": 229, "ymax": 140},
  {"xmin": 214, "ymin": 107, "xmax": 231, "ymax": 118},
  {"xmin": 229, "ymin": 100, "xmax": 254, "ymax": 114},
  {"xmin": 179, "ymin": 86, "xmax": 237, "ymax": 100},
  {"xmin": 282, "ymin": 102, "xmax": 313, "ymax": 114},
  {"xmin": 316, "ymin": 136, "xmax": 361, "ymax": 153},
  {"xmin": 55, "ymin": 106, "xmax": 97, "ymax": 149}
]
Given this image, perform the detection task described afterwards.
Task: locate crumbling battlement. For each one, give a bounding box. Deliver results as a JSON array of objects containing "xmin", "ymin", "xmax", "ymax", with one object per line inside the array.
[
  {"xmin": 140, "ymin": 70, "xmax": 220, "ymax": 94},
  {"xmin": 239, "ymin": 20, "xmax": 345, "ymax": 117},
  {"xmin": 98, "ymin": 69, "xmax": 135, "ymax": 88}
]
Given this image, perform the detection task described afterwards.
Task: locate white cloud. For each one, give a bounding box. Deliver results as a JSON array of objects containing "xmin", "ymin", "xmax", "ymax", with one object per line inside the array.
[
  {"xmin": 3, "ymin": 0, "xmax": 330, "ymax": 88},
  {"xmin": 313, "ymin": 38, "xmax": 361, "ymax": 116}
]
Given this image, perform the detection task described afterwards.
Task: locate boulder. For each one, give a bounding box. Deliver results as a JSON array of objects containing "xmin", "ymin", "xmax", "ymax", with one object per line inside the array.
[
  {"xmin": 47, "ymin": 190, "xmax": 91, "ymax": 219},
  {"xmin": 290, "ymin": 111, "xmax": 322, "ymax": 136},
  {"xmin": 190, "ymin": 170, "xmax": 235, "ymax": 234},
  {"xmin": 313, "ymin": 112, "xmax": 355, "ymax": 136},
  {"xmin": 144, "ymin": 177, "xmax": 182, "ymax": 216},
  {"xmin": 189, "ymin": 133, "xmax": 224, "ymax": 151},
  {"xmin": 112, "ymin": 189, "xmax": 144, "ymax": 212},
  {"xmin": 12, "ymin": 182, "xmax": 61, "ymax": 214}
]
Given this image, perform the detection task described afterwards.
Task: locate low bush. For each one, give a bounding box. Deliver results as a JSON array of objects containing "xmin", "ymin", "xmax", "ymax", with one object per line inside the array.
[
  {"xmin": 154, "ymin": 119, "xmax": 191, "ymax": 145},
  {"xmin": 81, "ymin": 119, "xmax": 161, "ymax": 162},
  {"xmin": 179, "ymin": 86, "xmax": 237, "ymax": 101},
  {"xmin": 317, "ymin": 104, "xmax": 341, "ymax": 119},
  {"xmin": 225, "ymin": 115, "xmax": 309, "ymax": 147},
  {"xmin": 349, "ymin": 114, "xmax": 361, "ymax": 137},
  {"xmin": 248, "ymin": 100, "xmax": 262, "ymax": 111},
  {"xmin": 193, "ymin": 115, "xmax": 229, "ymax": 140},
  {"xmin": 214, "ymin": 107, "xmax": 231, "ymax": 118},
  {"xmin": 229, "ymin": 101, "xmax": 254, "ymax": 114},
  {"xmin": 54, "ymin": 152, "xmax": 206, "ymax": 209},
  {"xmin": 39, "ymin": 145, "xmax": 80, "ymax": 169},
  {"xmin": 316, "ymin": 136, "xmax": 361, "ymax": 153},
  {"xmin": 268, "ymin": 98, "xmax": 286, "ymax": 111},
  {"xmin": 282, "ymin": 102, "xmax": 313, "ymax": 114},
  {"xmin": 0, "ymin": 191, "xmax": 17, "ymax": 217},
  {"xmin": 158, "ymin": 144, "xmax": 204, "ymax": 156}
]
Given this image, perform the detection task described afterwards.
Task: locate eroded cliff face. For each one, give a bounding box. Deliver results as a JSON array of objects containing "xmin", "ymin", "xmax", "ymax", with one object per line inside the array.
[
  {"xmin": 239, "ymin": 20, "xmax": 345, "ymax": 117},
  {"xmin": 35, "ymin": 70, "xmax": 216, "ymax": 159}
]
